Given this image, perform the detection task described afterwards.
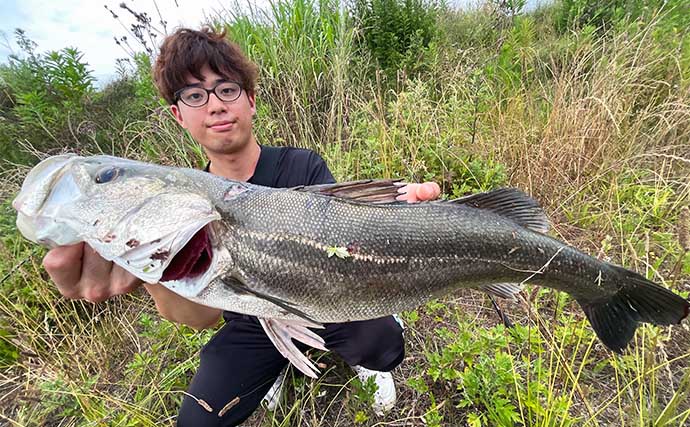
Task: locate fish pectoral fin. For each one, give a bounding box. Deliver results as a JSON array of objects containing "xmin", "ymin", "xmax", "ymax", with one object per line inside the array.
[
  {"xmin": 293, "ymin": 179, "xmax": 404, "ymax": 204},
  {"xmin": 450, "ymin": 188, "xmax": 550, "ymax": 233},
  {"xmin": 479, "ymin": 283, "xmax": 524, "ymax": 301},
  {"xmin": 221, "ymin": 277, "xmax": 322, "ymax": 327},
  {"xmin": 259, "ymin": 318, "xmax": 328, "ymax": 379}
]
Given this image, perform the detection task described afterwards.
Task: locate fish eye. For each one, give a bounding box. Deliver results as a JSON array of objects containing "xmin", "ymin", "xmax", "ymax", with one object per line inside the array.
[{"xmin": 95, "ymin": 167, "xmax": 123, "ymax": 184}]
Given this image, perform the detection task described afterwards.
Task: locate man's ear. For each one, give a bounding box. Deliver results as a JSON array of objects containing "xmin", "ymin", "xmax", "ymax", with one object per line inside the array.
[
  {"xmin": 170, "ymin": 104, "xmax": 187, "ymax": 128},
  {"xmin": 247, "ymin": 90, "xmax": 256, "ymax": 117}
]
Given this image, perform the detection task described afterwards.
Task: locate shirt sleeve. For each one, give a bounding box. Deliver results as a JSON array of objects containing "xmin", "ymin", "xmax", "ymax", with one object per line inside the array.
[{"xmin": 306, "ymin": 151, "xmax": 336, "ymax": 185}]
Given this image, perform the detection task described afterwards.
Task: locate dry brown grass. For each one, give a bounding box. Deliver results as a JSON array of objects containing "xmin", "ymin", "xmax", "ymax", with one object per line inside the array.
[{"xmin": 482, "ymin": 26, "xmax": 690, "ymax": 208}]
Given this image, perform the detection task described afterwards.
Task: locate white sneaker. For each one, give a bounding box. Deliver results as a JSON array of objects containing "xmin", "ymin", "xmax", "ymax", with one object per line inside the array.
[
  {"xmin": 392, "ymin": 313, "xmax": 405, "ymax": 330},
  {"xmin": 261, "ymin": 366, "xmax": 287, "ymax": 411},
  {"xmin": 352, "ymin": 365, "xmax": 396, "ymax": 415}
]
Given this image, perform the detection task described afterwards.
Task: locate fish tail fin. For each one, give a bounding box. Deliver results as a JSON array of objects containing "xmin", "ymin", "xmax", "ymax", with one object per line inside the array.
[{"xmin": 578, "ymin": 265, "xmax": 689, "ymax": 353}]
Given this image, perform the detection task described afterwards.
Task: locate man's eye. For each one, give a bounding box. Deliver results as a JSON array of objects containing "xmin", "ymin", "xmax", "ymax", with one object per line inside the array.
[
  {"xmin": 186, "ymin": 92, "xmax": 203, "ymax": 100},
  {"xmin": 95, "ymin": 167, "xmax": 123, "ymax": 184},
  {"xmin": 221, "ymin": 87, "xmax": 237, "ymax": 95}
]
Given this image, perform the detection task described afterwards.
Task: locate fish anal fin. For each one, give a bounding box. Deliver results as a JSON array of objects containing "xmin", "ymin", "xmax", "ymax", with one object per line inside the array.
[
  {"xmin": 451, "ymin": 188, "xmax": 550, "ymax": 233},
  {"xmin": 259, "ymin": 318, "xmax": 328, "ymax": 379},
  {"xmin": 479, "ymin": 283, "xmax": 523, "ymax": 301}
]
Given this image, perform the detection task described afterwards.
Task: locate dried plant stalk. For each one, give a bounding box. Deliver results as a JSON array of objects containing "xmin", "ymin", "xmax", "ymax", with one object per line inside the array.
[{"xmin": 679, "ymin": 206, "xmax": 690, "ymax": 252}]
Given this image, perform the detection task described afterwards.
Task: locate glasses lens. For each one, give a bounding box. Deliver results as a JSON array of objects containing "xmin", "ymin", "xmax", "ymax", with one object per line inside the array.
[
  {"xmin": 216, "ymin": 82, "xmax": 242, "ymax": 102},
  {"xmin": 179, "ymin": 88, "xmax": 207, "ymax": 107}
]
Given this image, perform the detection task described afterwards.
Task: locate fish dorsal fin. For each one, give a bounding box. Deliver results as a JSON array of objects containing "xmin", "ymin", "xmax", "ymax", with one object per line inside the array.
[
  {"xmin": 452, "ymin": 188, "xmax": 550, "ymax": 233},
  {"xmin": 294, "ymin": 179, "xmax": 404, "ymax": 204}
]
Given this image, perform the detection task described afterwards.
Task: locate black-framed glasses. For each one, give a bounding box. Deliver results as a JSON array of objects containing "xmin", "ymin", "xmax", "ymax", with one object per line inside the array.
[{"xmin": 174, "ymin": 81, "xmax": 243, "ymax": 107}]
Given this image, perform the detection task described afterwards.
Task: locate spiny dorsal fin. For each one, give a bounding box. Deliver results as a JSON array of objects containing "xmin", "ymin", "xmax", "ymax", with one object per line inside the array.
[
  {"xmin": 294, "ymin": 179, "xmax": 404, "ymax": 204},
  {"xmin": 452, "ymin": 188, "xmax": 550, "ymax": 233}
]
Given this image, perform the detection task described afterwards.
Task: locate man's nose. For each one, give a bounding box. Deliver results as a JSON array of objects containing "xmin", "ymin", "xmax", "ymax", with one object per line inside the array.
[{"xmin": 207, "ymin": 92, "xmax": 227, "ymax": 113}]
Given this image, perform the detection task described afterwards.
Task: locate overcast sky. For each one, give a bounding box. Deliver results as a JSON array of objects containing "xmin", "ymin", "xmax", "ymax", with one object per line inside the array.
[
  {"xmin": 1, "ymin": 0, "xmax": 545, "ymax": 88},
  {"xmin": 1, "ymin": 0, "xmax": 242, "ymax": 86}
]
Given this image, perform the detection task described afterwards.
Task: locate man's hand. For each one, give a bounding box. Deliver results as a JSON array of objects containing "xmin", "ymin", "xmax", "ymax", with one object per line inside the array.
[
  {"xmin": 43, "ymin": 242, "xmax": 222, "ymax": 329},
  {"xmin": 395, "ymin": 182, "xmax": 441, "ymax": 203},
  {"xmin": 42, "ymin": 242, "xmax": 142, "ymax": 303}
]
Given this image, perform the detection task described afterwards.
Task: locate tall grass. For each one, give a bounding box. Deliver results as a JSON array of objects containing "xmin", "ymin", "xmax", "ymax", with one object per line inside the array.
[{"xmin": 212, "ymin": 0, "xmax": 357, "ymax": 151}]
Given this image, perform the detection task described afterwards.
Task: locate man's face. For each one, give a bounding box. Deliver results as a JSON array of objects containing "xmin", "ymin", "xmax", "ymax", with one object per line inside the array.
[{"xmin": 170, "ymin": 64, "xmax": 256, "ymax": 156}]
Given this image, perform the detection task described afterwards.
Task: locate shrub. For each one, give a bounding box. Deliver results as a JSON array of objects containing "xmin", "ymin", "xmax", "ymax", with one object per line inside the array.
[
  {"xmin": 351, "ymin": 0, "xmax": 442, "ymax": 82},
  {"xmin": 0, "ymin": 29, "xmax": 95, "ymax": 166},
  {"xmin": 219, "ymin": 0, "xmax": 358, "ymax": 149},
  {"xmin": 556, "ymin": 0, "xmax": 690, "ymax": 35}
]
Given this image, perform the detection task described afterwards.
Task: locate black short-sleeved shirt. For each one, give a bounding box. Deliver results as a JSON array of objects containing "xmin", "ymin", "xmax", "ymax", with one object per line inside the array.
[
  {"xmin": 205, "ymin": 145, "xmax": 334, "ymax": 319},
  {"xmin": 204, "ymin": 145, "xmax": 335, "ymax": 188}
]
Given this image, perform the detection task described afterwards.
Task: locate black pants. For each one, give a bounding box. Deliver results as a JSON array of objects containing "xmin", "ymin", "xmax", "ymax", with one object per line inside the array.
[{"xmin": 177, "ymin": 313, "xmax": 405, "ymax": 426}]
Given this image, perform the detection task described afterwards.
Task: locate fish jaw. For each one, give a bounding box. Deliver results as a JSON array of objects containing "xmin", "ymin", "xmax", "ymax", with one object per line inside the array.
[
  {"xmin": 13, "ymin": 154, "xmax": 77, "ymax": 216},
  {"xmin": 13, "ymin": 155, "xmax": 84, "ymax": 246}
]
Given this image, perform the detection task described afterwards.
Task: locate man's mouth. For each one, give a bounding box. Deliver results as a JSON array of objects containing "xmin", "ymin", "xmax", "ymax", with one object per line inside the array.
[
  {"xmin": 161, "ymin": 226, "xmax": 213, "ymax": 281},
  {"xmin": 209, "ymin": 121, "xmax": 234, "ymax": 131}
]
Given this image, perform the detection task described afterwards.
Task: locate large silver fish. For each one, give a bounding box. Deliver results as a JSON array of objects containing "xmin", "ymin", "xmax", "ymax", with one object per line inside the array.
[{"xmin": 13, "ymin": 155, "xmax": 690, "ymax": 377}]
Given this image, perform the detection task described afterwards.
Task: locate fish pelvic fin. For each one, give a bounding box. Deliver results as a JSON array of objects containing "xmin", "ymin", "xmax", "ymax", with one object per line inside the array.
[
  {"xmin": 259, "ymin": 318, "xmax": 327, "ymax": 379},
  {"xmin": 451, "ymin": 188, "xmax": 550, "ymax": 233},
  {"xmin": 578, "ymin": 265, "xmax": 689, "ymax": 353}
]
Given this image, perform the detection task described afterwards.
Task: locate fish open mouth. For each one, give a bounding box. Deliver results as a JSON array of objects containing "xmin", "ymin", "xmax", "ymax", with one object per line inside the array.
[{"xmin": 161, "ymin": 226, "xmax": 213, "ymax": 281}]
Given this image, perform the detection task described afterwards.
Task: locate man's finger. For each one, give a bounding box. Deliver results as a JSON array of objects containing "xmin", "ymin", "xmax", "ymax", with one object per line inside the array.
[
  {"xmin": 416, "ymin": 182, "xmax": 440, "ymax": 201},
  {"xmin": 396, "ymin": 183, "xmax": 440, "ymax": 203},
  {"xmin": 43, "ymin": 243, "xmax": 85, "ymax": 296},
  {"xmin": 110, "ymin": 265, "xmax": 143, "ymax": 296},
  {"xmin": 81, "ymin": 244, "xmax": 113, "ymax": 282},
  {"xmin": 79, "ymin": 245, "xmax": 114, "ymax": 302},
  {"xmin": 396, "ymin": 184, "xmax": 420, "ymax": 203}
]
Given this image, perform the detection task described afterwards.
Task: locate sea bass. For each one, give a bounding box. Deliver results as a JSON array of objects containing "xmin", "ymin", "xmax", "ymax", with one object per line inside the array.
[{"xmin": 13, "ymin": 154, "xmax": 689, "ymax": 377}]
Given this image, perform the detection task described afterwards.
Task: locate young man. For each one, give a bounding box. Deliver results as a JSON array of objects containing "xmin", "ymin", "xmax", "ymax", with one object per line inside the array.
[{"xmin": 42, "ymin": 27, "xmax": 440, "ymax": 426}]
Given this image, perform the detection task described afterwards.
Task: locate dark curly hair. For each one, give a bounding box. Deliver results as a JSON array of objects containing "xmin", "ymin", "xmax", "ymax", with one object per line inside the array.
[{"xmin": 153, "ymin": 27, "xmax": 258, "ymax": 105}]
